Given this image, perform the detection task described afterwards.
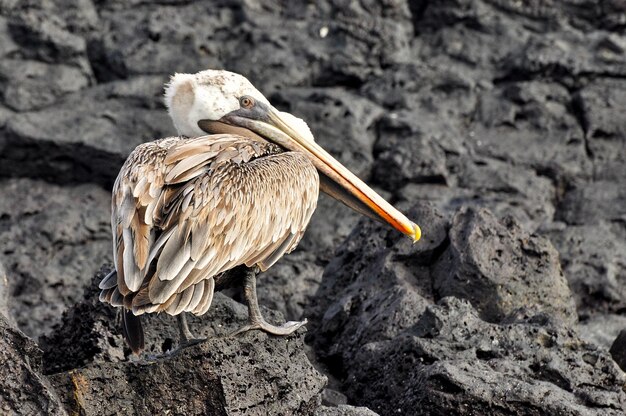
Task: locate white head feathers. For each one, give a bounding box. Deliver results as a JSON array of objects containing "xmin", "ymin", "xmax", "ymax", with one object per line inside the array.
[
  {"xmin": 164, "ymin": 70, "xmax": 269, "ymax": 137},
  {"xmin": 164, "ymin": 69, "xmax": 315, "ymax": 144}
]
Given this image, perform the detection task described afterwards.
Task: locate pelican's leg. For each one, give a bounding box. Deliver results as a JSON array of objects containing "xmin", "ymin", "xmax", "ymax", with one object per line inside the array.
[
  {"xmin": 233, "ymin": 267, "xmax": 307, "ymax": 336},
  {"xmin": 177, "ymin": 313, "xmax": 205, "ymax": 347}
]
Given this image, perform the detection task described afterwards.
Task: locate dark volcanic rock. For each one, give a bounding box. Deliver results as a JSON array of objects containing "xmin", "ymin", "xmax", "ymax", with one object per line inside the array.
[
  {"xmin": 40, "ymin": 267, "xmax": 124, "ymax": 375},
  {"xmin": 49, "ymin": 328, "xmax": 325, "ymax": 416},
  {"xmin": 0, "ymin": 261, "xmax": 10, "ymax": 323},
  {"xmin": 0, "ymin": 313, "xmax": 65, "ymax": 415},
  {"xmin": 574, "ymin": 79, "xmax": 626, "ymax": 181},
  {"xmin": 610, "ymin": 330, "xmax": 626, "ymax": 372},
  {"xmin": 471, "ymin": 81, "xmax": 590, "ymax": 181},
  {"xmin": 579, "ymin": 313, "xmax": 626, "ymax": 351},
  {"xmin": 43, "ymin": 273, "xmax": 326, "ymax": 416},
  {"xmin": 351, "ymin": 298, "xmax": 625, "ymax": 415},
  {"xmin": 315, "ymin": 405, "xmax": 379, "ymax": 416},
  {"xmin": 0, "ymin": 178, "xmax": 111, "ymax": 338},
  {"xmin": 432, "ymin": 207, "xmax": 577, "ymax": 325},
  {"xmin": 1, "ymin": 76, "xmax": 170, "ymax": 187},
  {"xmin": 51, "ymin": 354, "xmax": 228, "ymax": 416},
  {"xmin": 545, "ymin": 222, "xmax": 626, "ymax": 315},
  {"xmin": 308, "ymin": 204, "xmax": 626, "ymax": 415},
  {"xmin": 256, "ymin": 251, "xmax": 325, "ymax": 322},
  {"xmin": 556, "ymin": 181, "xmax": 626, "ymax": 226}
]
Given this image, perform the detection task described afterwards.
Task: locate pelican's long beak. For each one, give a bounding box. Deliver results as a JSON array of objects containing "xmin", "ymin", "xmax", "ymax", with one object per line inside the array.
[{"xmin": 207, "ymin": 105, "xmax": 421, "ymax": 242}]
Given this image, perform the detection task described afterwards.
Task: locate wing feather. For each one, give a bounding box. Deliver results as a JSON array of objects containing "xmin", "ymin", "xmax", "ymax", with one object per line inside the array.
[
  {"xmin": 186, "ymin": 284, "xmax": 204, "ymax": 312},
  {"xmin": 155, "ymin": 228, "xmax": 191, "ymax": 282},
  {"xmin": 193, "ymin": 278, "xmax": 215, "ymax": 316},
  {"xmin": 106, "ymin": 134, "xmax": 318, "ymax": 318}
]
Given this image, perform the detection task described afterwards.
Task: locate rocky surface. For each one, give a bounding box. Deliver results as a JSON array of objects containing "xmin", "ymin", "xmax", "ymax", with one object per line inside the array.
[
  {"xmin": 39, "ymin": 267, "xmax": 326, "ymax": 415},
  {"xmin": 308, "ymin": 209, "xmax": 625, "ymax": 414},
  {"xmin": 0, "ymin": 0, "xmax": 625, "ymax": 415},
  {"xmin": 0, "ymin": 178, "xmax": 111, "ymax": 338},
  {"xmin": 0, "ymin": 313, "xmax": 66, "ymax": 415}
]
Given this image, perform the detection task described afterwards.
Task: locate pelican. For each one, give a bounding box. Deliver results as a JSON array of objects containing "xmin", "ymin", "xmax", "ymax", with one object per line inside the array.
[{"xmin": 99, "ymin": 70, "xmax": 421, "ymax": 353}]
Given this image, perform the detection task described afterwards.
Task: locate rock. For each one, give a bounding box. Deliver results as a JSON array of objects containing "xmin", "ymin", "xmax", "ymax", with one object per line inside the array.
[
  {"xmin": 0, "ymin": 178, "xmax": 111, "ymax": 338},
  {"xmin": 471, "ymin": 81, "xmax": 591, "ymax": 181},
  {"xmin": 556, "ymin": 181, "xmax": 626, "ymax": 226},
  {"xmin": 574, "ymin": 79, "xmax": 626, "ymax": 181},
  {"xmin": 446, "ymin": 157, "xmax": 555, "ymax": 232},
  {"xmin": 255, "ymin": 251, "xmax": 325, "ymax": 322},
  {"xmin": 49, "ymin": 327, "xmax": 325, "ymax": 415},
  {"xmin": 87, "ymin": 0, "xmax": 413, "ymax": 89},
  {"xmin": 308, "ymin": 204, "xmax": 625, "ymax": 415},
  {"xmin": 372, "ymin": 112, "xmax": 449, "ymax": 189},
  {"xmin": 0, "ymin": 59, "xmax": 90, "ymax": 112},
  {"xmin": 40, "ymin": 267, "xmax": 124, "ymax": 375},
  {"xmin": 321, "ymin": 388, "xmax": 348, "ymax": 407},
  {"xmin": 1, "ymin": 0, "xmax": 626, "ymax": 414},
  {"xmin": 309, "ymin": 202, "xmax": 448, "ymax": 365},
  {"xmin": 0, "ymin": 313, "xmax": 65, "ymax": 415},
  {"xmin": 315, "ymin": 405, "xmax": 379, "ymax": 416},
  {"xmin": 43, "ymin": 274, "xmax": 326, "ymax": 415},
  {"xmin": 0, "ymin": 261, "xmax": 10, "ymax": 322},
  {"xmin": 610, "ymin": 330, "xmax": 626, "ymax": 372},
  {"xmin": 1, "ymin": 76, "xmax": 170, "ymax": 187},
  {"xmin": 432, "ymin": 207, "xmax": 577, "ymax": 325},
  {"xmin": 544, "ymin": 222, "xmax": 626, "ymax": 315},
  {"xmin": 579, "ymin": 314, "xmax": 626, "ymax": 351},
  {"xmin": 299, "ymin": 194, "xmax": 362, "ymax": 260},
  {"xmin": 7, "ymin": 2, "xmax": 90, "ymax": 69},
  {"xmin": 0, "ymin": 16, "xmax": 19, "ymax": 57},
  {"xmin": 349, "ymin": 298, "xmax": 626, "ymax": 415}
]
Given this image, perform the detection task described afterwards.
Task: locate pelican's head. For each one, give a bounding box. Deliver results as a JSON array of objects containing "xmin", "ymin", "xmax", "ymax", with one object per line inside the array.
[{"xmin": 164, "ymin": 69, "xmax": 421, "ymax": 242}]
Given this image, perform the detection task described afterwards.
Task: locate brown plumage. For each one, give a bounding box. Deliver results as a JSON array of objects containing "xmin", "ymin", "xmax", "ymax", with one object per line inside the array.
[{"xmin": 100, "ymin": 135, "xmax": 318, "ymax": 318}]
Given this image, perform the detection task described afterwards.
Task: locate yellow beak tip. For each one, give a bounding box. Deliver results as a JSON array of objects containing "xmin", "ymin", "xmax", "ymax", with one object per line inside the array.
[{"xmin": 412, "ymin": 224, "xmax": 422, "ymax": 243}]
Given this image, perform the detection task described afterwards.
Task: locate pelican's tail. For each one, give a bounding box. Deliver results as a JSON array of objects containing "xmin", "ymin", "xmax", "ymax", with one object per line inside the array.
[
  {"xmin": 122, "ymin": 308, "xmax": 145, "ymax": 354},
  {"xmin": 98, "ymin": 269, "xmax": 145, "ymax": 354}
]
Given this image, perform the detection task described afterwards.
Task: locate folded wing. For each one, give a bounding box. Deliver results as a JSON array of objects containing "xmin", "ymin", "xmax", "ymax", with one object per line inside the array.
[{"xmin": 101, "ymin": 135, "xmax": 319, "ymax": 317}]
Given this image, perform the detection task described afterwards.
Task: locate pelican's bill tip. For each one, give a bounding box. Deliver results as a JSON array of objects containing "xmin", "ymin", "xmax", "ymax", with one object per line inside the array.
[{"xmin": 412, "ymin": 223, "xmax": 422, "ymax": 243}]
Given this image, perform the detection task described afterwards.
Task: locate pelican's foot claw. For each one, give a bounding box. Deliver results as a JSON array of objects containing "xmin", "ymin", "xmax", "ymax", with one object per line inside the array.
[
  {"xmin": 179, "ymin": 337, "xmax": 207, "ymax": 349},
  {"xmin": 153, "ymin": 337, "xmax": 207, "ymax": 359},
  {"xmin": 232, "ymin": 318, "xmax": 308, "ymax": 337}
]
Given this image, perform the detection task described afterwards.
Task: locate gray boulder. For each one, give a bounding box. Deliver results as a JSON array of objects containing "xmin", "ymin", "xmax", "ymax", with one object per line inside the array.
[
  {"xmin": 308, "ymin": 204, "xmax": 626, "ymax": 415},
  {"xmin": 433, "ymin": 207, "xmax": 577, "ymax": 325}
]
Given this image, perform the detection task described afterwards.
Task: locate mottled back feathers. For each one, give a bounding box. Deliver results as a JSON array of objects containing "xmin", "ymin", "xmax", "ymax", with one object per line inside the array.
[{"xmin": 100, "ymin": 134, "xmax": 319, "ymax": 317}]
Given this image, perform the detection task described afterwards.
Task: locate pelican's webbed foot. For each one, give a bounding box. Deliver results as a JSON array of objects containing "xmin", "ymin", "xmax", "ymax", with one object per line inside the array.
[
  {"xmin": 233, "ymin": 317, "xmax": 308, "ymax": 336},
  {"xmin": 233, "ymin": 267, "xmax": 307, "ymax": 336}
]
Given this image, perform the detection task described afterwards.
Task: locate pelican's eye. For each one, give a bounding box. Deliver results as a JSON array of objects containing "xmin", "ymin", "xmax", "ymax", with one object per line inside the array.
[{"xmin": 240, "ymin": 96, "xmax": 255, "ymax": 109}]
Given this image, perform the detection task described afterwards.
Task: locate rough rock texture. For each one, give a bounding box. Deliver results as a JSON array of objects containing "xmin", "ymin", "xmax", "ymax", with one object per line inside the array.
[
  {"xmin": 611, "ymin": 330, "xmax": 626, "ymax": 372},
  {"xmin": 433, "ymin": 208, "xmax": 577, "ymax": 326},
  {"xmin": 315, "ymin": 405, "xmax": 380, "ymax": 416},
  {"xmin": 0, "ymin": 178, "xmax": 111, "ymax": 338},
  {"xmin": 0, "ymin": 313, "xmax": 65, "ymax": 415},
  {"xmin": 308, "ymin": 209, "xmax": 626, "ymax": 415},
  {"xmin": 350, "ymin": 298, "xmax": 625, "ymax": 415},
  {"xmin": 0, "ymin": 261, "xmax": 11, "ymax": 323},
  {"xmin": 41, "ymin": 267, "xmax": 326, "ymax": 415},
  {"xmin": 0, "ymin": 0, "xmax": 625, "ymax": 414},
  {"xmin": 48, "ymin": 320, "xmax": 325, "ymax": 416}
]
